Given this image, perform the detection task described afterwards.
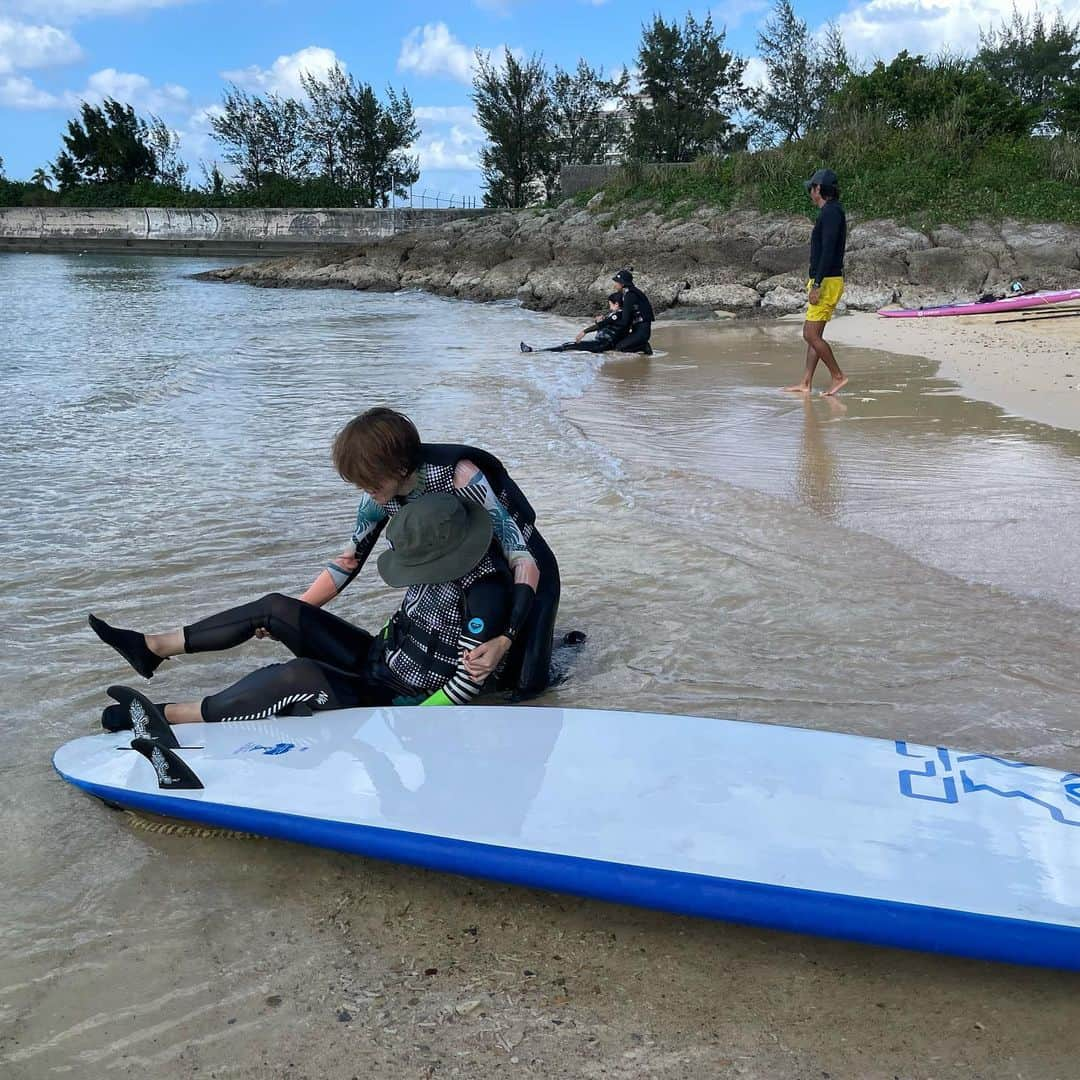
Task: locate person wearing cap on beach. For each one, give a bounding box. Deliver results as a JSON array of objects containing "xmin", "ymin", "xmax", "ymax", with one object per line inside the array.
[
  {"xmin": 784, "ymin": 168, "xmax": 848, "ymax": 396},
  {"xmin": 519, "ymin": 292, "xmax": 629, "ymax": 353},
  {"xmin": 94, "ymin": 492, "xmax": 515, "ymax": 728},
  {"xmin": 609, "ymin": 268, "xmax": 655, "ymax": 354}
]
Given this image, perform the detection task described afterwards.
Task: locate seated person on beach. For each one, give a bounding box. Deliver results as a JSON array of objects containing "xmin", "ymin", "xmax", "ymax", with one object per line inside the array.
[
  {"xmin": 93, "ymin": 407, "xmax": 560, "ymax": 701},
  {"xmin": 94, "ymin": 492, "xmax": 514, "ymax": 729},
  {"xmin": 520, "ymin": 292, "xmax": 628, "ymax": 353}
]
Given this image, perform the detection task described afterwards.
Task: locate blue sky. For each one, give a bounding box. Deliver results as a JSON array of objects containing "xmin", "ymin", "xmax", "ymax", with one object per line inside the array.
[{"xmin": 1, "ymin": 0, "xmax": 1074, "ymax": 197}]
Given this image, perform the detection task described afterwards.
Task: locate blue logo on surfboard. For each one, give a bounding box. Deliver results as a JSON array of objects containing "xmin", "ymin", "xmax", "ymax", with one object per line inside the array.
[
  {"xmin": 233, "ymin": 742, "xmax": 308, "ymax": 756},
  {"xmin": 896, "ymin": 742, "xmax": 1080, "ymax": 826}
]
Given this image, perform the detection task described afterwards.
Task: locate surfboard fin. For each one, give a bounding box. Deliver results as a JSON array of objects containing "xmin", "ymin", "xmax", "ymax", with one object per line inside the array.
[
  {"xmin": 107, "ymin": 685, "xmax": 179, "ymax": 748},
  {"xmin": 130, "ymin": 737, "xmax": 204, "ymax": 790}
]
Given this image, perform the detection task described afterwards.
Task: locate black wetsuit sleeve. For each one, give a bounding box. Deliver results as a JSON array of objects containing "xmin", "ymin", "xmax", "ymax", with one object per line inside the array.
[
  {"xmin": 612, "ymin": 293, "xmax": 637, "ymax": 335},
  {"xmin": 811, "ymin": 203, "xmax": 844, "ymax": 285}
]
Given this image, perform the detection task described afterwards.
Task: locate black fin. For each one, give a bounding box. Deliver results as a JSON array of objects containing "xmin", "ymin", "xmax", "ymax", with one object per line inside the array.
[
  {"xmin": 102, "ymin": 700, "xmax": 171, "ymax": 732},
  {"xmin": 130, "ymin": 738, "xmax": 204, "ymax": 790},
  {"xmin": 107, "ymin": 685, "xmax": 179, "ymax": 748}
]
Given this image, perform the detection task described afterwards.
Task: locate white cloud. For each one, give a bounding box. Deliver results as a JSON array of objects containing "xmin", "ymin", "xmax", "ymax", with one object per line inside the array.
[
  {"xmin": 408, "ymin": 100, "xmax": 485, "ymax": 172},
  {"xmin": 398, "ymin": 22, "xmax": 475, "ymax": 84},
  {"xmin": 712, "ymin": 0, "xmax": 769, "ymax": 30},
  {"xmin": 75, "ymin": 66, "xmax": 189, "ymax": 111},
  {"xmin": 412, "ymin": 136, "xmax": 480, "ymax": 171},
  {"xmin": 0, "ymin": 1, "xmax": 190, "ymax": 22},
  {"xmin": 222, "ymin": 45, "xmax": 342, "ymax": 98},
  {"xmin": 836, "ymin": 0, "xmax": 1080, "ymax": 61},
  {"xmin": 0, "ymin": 18, "xmax": 82, "ymax": 74},
  {"xmin": 0, "ymin": 72, "xmax": 59, "ymax": 106},
  {"xmin": 742, "ymin": 56, "xmax": 769, "ymax": 91},
  {"xmin": 414, "ymin": 104, "xmax": 477, "ymax": 125},
  {"xmin": 1, "ymin": 64, "xmax": 192, "ymax": 112}
]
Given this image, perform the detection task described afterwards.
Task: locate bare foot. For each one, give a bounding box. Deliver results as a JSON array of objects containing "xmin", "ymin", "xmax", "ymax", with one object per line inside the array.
[
  {"xmin": 782, "ymin": 384, "xmax": 812, "ymax": 393},
  {"xmin": 823, "ymin": 375, "xmax": 848, "ymax": 396}
]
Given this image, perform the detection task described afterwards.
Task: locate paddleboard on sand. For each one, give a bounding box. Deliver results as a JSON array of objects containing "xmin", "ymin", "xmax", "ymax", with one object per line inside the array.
[
  {"xmin": 54, "ymin": 704, "xmax": 1080, "ymax": 971},
  {"xmin": 878, "ymin": 288, "xmax": 1080, "ymax": 318}
]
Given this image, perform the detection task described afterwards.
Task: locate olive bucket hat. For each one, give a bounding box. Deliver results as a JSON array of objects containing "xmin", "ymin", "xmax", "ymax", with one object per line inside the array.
[{"xmin": 377, "ymin": 491, "xmax": 493, "ymax": 588}]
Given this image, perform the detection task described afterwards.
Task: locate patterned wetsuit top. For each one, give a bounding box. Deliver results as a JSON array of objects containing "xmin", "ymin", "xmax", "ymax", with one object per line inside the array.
[
  {"xmin": 382, "ymin": 554, "xmax": 505, "ymax": 699},
  {"xmin": 317, "ymin": 460, "xmax": 530, "ymax": 706},
  {"xmin": 336, "ymin": 461, "xmax": 534, "ymax": 590}
]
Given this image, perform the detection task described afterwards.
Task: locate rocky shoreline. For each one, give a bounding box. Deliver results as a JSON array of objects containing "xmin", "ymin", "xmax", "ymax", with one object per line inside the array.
[{"xmin": 196, "ymin": 196, "xmax": 1080, "ymax": 317}]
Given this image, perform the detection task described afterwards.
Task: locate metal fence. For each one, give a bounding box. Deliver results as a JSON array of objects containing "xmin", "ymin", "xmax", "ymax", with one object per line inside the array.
[{"xmin": 393, "ymin": 188, "xmax": 480, "ymax": 209}]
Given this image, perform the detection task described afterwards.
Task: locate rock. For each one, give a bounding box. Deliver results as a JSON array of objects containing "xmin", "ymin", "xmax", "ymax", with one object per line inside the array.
[
  {"xmin": 845, "ymin": 250, "xmax": 909, "ymax": 284},
  {"xmin": 677, "ymin": 283, "xmax": 761, "ymax": 309},
  {"xmin": 752, "ymin": 245, "xmax": 808, "ymax": 274},
  {"xmin": 761, "ymin": 286, "xmax": 806, "ymax": 313},
  {"xmin": 907, "ymin": 247, "xmax": 996, "ymax": 291},
  {"xmin": 841, "ymin": 284, "xmax": 897, "ymax": 311},
  {"xmin": 847, "ymin": 219, "xmax": 931, "ymax": 256},
  {"xmin": 199, "ymin": 204, "xmax": 1076, "ymax": 323},
  {"xmin": 756, "ymin": 272, "xmax": 805, "ymax": 296}
]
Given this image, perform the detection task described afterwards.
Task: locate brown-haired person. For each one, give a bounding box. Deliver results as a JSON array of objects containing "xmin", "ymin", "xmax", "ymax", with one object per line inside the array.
[
  {"xmin": 96, "ymin": 493, "xmax": 518, "ymax": 729},
  {"xmin": 300, "ymin": 408, "xmax": 559, "ymax": 699},
  {"xmin": 89, "ymin": 410, "xmax": 561, "ymax": 710}
]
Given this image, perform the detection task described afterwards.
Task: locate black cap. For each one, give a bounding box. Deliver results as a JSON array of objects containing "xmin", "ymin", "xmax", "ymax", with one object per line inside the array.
[
  {"xmin": 804, "ymin": 168, "xmax": 838, "ymax": 191},
  {"xmin": 612, "ymin": 268, "xmax": 634, "ymax": 285},
  {"xmin": 607, "ymin": 291, "xmax": 623, "ymax": 304}
]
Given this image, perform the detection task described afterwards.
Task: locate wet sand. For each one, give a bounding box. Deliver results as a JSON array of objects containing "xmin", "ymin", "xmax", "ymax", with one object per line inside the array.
[
  {"xmin": 828, "ymin": 308, "xmax": 1080, "ymax": 431},
  {"xmin": 4, "ymin": 258, "xmax": 1080, "ymax": 1080}
]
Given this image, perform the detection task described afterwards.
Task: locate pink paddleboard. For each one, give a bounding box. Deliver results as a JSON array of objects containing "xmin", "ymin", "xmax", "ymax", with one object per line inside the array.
[{"xmin": 878, "ymin": 289, "xmax": 1080, "ymax": 318}]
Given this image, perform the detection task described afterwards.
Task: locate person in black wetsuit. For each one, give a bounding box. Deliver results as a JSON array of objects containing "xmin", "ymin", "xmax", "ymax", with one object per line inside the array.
[
  {"xmin": 91, "ymin": 409, "xmax": 565, "ymax": 714},
  {"xmin": 783, "ymin": 168, "xmax": 848, "ymax": 396},
  {"xmin": 610, "ymin": 268, "xmax": 654, "ymax": 355},
  {"xmin": 519, "ymin": 293, "xmax": 628, "ymax": 353},
  {"xmin": 94, "ymin": 493, "xmax": 515, "ymax": 728}
]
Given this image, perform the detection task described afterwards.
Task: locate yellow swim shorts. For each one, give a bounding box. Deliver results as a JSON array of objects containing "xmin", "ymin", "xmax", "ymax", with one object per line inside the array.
[{"xmin": 806, "ymin": 276, "xmax": 844, "ymax": 323}]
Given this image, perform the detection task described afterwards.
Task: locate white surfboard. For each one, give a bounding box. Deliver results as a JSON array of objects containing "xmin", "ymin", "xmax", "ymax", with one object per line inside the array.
[{"xmin": 53, "ymin": 706, "xmax": 1080, "ymax": 971}]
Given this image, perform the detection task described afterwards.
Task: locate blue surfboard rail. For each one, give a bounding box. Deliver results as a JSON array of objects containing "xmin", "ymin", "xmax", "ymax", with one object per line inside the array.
[{"xmin": 54, "ymin": 761, "xmax": 1080, "ymax": 973}]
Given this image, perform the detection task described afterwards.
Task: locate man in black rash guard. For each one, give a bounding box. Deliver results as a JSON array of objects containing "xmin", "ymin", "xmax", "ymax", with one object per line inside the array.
[
  {"xmin": 783, "ymin": 168, "xmax": 848, "ymax": 396},
  {"xmin": 95, "ymin": 493, "xmax": 514, "ymax": 728},
  {"xmin": 610, "ymin": 268, "xmax": 654, "ymax": 354},
  {"xmin": 519, "ymin": 292, "xmax": 628, "ymax": 353}
]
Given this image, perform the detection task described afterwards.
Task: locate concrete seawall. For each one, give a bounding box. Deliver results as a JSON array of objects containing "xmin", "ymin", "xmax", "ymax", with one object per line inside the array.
[{"xmin": 0, "ymin": 206, "xmax": 492, "ymax": 256}]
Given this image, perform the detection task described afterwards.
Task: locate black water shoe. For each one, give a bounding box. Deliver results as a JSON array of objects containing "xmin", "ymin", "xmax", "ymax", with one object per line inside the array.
[{"xmin": 89, "ymin": 613, "xmax": 163, "ymax": 679}]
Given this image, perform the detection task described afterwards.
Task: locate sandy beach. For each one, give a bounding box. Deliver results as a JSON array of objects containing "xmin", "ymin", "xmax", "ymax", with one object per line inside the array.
[
  {"xmin": 827, "ymin": 308, "xmax": 1080, "ymax": 432},
  {"xmin": 4, "ymin": 256, "xmax": 1080, "ymax": 1080}
]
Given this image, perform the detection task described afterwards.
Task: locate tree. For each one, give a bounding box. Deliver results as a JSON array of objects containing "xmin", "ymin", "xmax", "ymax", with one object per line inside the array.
[
  {"xmin": 977, "ymin": 8, "xmax": 1080, "ymax": 130},
  {"xmin": 260, "ymin": 94, "xmax": 311, "ymax": 182},
  {"xmin": 472, "ymin": 51, "xmax": 552, "ymax": 207},
  {"xmin": 625, "ymin": 13, "xmax": 748, "ymax": 162},
  {"xmin": 53, "ymin": 99, "xmax": 156, "ymax": 189},
  {"xmin": 30, "ymin": 167, "xmax": 51, "ymax": 188},
  {"xmin": 147, "ymin": 114, "xmax": 187, "ymax": 187},
  {"xmin": 549, "ymin": 60, "xmax": 626, "ymax": 176},
  {"xmin": 832, "ymin": 51, "xmax": 1035, "ymax": 137},
  {"xmin": 339, "ymin": 83, "xmax": 419, "ymax": 207},
  {"xmin": 210, "ymin": 85, "xmax": 273, "ymax": 189},
  {"xmin": 753, "ymin": 3, "xmax": 853, "ymax": 142},
  {"xmin": 301, "ymin": 64, "xmax": 352, "ymax": 186}
]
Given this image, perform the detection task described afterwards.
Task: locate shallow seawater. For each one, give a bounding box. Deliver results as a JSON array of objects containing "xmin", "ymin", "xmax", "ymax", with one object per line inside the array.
[{"xmin": 2, "ymin": 254, "xmax": 1079, "ymax": 1074}]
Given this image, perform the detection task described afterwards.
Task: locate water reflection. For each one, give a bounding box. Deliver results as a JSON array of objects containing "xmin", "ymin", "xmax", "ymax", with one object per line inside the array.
[{"xmin": 794, "ymin": 395, "xmax": 846, "ymax": 519}]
